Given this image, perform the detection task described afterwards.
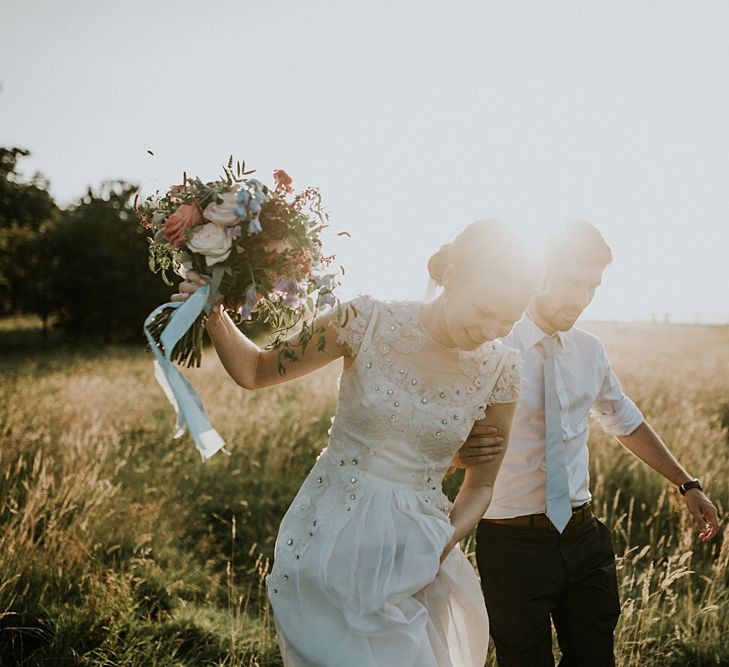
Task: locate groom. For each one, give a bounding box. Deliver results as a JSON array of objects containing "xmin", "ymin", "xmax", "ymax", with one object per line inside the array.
[{"xmin": 458, "ymin": 220, "xmax": 720, "ymax": 666}]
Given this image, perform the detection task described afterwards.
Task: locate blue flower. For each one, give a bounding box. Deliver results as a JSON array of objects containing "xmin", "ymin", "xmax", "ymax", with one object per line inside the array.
[
  {"xmin": 236, "ymin": 190, "xmax": 251, "ymax": 206},
  {"xmin": 318, "ymin": 291, "xmax": 337, "ymax": 308},
  {"xmin": 248, "ymin": 217, "xmax": 262, "ymax": 234},
  {"xmin": 234, "ymin": 205, "xmax": 248, "ymax": 219},
  {"xmin": 248, "ymin": 199, "xmax": 262, "ymax": 215},
  {"xmin": 314, "ymin": 273, "xmax": 337, "ymax": 290},
  {"xmin": 226, "ymin": 225, "xmax": 242, "ymax": 239}
]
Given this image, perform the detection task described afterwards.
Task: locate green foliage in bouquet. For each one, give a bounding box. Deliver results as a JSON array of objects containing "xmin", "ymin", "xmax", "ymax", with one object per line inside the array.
[{"xmin": 137, "ymin": 158, "xmax": 341, "ymax": 371}]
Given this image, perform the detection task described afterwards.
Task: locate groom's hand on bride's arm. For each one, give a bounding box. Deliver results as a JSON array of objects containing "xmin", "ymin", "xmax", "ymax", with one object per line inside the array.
[{"xmin": 450, "ymin": 425, "xmax": 504, "ymax": 470}]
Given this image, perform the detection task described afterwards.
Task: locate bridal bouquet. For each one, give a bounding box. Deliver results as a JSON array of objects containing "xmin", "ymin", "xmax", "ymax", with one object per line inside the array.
[
  {"xmin": 137, "ymin": 158, "xmax": 341, "ymax": 459},
  {"xmin": 137, "ymin": 158, "xmax": 340, "ymax": 371}
]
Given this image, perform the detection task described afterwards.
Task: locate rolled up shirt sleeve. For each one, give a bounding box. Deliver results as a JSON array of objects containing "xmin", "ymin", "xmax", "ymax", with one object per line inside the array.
[{"xmin": 590, "ymin": 347, "xmax": 644, "ymax": 437}]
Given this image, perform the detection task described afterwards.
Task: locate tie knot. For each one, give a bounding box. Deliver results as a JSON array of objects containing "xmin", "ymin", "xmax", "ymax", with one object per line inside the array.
[{"xmin": 540, "ymin": 336, "xmax": 558, "ymax": 357}]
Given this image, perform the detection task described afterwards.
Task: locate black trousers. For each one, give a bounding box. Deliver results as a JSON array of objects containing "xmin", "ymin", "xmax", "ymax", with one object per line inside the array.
[{"xmin": 475, "ymin": 516, "xmax": 621, "ymax": 667}]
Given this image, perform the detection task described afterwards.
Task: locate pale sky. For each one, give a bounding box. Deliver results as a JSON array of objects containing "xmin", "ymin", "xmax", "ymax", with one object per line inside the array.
[{"xmin": 2, "ymin": 0, "xmax": 728, "ymax": 323}]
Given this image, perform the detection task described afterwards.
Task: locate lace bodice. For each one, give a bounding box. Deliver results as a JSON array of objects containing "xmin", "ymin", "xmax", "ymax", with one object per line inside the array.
[{"xmin": 324, "ymin": 296, "xmax": 521, "ymax": 491}]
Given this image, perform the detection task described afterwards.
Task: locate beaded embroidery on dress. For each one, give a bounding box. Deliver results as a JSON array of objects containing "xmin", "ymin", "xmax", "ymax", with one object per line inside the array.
[{"xmin": 267, "ymin": 296, "xmax": 521, "ymax": 667}]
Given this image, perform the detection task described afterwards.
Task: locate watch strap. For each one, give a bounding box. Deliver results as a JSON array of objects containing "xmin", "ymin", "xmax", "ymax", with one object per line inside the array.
[{"xmin": 679, "ymin": 479, "xmax": 703, "ymax": 496}]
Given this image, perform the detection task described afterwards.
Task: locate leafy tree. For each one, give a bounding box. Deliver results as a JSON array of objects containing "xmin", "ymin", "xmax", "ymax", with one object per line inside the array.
[
  {"xmin": 0, "ymin": 147, "xmax": 59, "ymax": 332},
  {"xmin": 52, "ymin": 181, "xmax": 171, "ymax": 343},
  {"xmin": 0, "ymin": 147, "xmax": 56, "ymax": 229}
]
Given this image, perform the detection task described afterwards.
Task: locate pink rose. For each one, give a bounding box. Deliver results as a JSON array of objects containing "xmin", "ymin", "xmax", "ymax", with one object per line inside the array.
[
  {"xmin": 162, "ymin": 203, "xmax": 203, "ymax": 249},
  {"xmin": 273, "ymin": 169, "xmax": 293, "ymax": 193}
]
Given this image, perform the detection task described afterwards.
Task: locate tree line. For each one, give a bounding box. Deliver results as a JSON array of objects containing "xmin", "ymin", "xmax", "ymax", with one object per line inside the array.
[{"xmin": 0, "ymin": 146, "xmax": 171, "ymax": 343}]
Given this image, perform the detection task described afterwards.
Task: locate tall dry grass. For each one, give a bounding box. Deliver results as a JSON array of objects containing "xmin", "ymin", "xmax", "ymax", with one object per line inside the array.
[{"xmin": 0, "ymin": 320, "xmax": 727, "ymax": 665}]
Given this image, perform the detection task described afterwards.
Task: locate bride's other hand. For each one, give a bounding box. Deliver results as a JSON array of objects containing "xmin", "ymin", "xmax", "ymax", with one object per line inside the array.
[{"xmin": 171, "ymin": 271, "xmax": 207, "ymax": 302}]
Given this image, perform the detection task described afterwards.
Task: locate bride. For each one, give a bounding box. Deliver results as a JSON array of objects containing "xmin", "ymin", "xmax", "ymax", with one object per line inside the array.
[{"xmin": 173, "ymin": 219, "xmax": 542, "ymax": 666}]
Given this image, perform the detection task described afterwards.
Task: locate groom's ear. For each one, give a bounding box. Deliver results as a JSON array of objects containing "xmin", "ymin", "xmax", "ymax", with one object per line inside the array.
[{"xmin": 538, "ymin": 263, "xmax": 557, "ymax": 295}]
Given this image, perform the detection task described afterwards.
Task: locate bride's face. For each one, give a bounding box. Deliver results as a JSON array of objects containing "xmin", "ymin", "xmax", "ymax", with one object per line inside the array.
[{"xmin": 442, "ymin": 269, "xmax": 532, "ymax": 350}]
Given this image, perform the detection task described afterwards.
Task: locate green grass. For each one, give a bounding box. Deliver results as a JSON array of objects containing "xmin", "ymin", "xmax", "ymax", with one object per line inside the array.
[{"xmin": 0, "ymin": 320, "xmax": 727, "ymax": 666}]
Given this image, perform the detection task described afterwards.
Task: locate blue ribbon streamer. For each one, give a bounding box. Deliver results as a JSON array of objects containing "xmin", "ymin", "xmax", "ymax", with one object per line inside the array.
[{"xmin": 143, "ymin": 283, "xmax": 225, "ymax": 460}]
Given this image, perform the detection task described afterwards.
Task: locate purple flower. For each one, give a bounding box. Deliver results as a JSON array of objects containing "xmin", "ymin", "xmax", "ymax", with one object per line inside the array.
[
  {"xmin": 283, "ymin": 292, "xmax": 302, "ymax": 309},
  {"xmin": 271, "ymin": 276, "xmax": 297, "ymax": 295},
  {"xmin": 238, "ymin": 284, "xmax": 260, "ymax": 321},
  {"xmin": 269, "ymin": 275, "xmax": 305, "ymax": 310},
  {"xmin": 226, "ymin": 225, "xmax": 242, "ymax": 239}
]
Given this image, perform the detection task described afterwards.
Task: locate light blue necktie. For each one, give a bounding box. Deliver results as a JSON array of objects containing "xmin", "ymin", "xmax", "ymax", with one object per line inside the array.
[
  {"xmin": 542, "ymin": 336, "xmax": 572, "ymax": 532},
  {"xmin": 143, "ymin": 283, "xmax": 225, "ymax": 461}
]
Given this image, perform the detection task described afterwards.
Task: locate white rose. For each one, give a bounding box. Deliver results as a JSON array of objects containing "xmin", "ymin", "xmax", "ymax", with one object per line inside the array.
[
  {"xmin": 187, "ymin": 223, "xmax": 232, "ymax": 266},
  {"xmin": 203, "ymin": 191, "xmax": 240, "ymax": 227}
]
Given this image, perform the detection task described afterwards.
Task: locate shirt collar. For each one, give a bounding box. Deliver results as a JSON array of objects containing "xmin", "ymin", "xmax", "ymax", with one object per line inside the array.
[{"xmin": 515, "ymin": 312, "xmax": 567, "ymax": 351}]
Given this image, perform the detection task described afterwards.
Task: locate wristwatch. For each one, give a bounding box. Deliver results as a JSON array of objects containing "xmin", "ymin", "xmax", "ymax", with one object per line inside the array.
[{"xmin": 678, "ymin": 479, "xmax": 703, "ymax": 496}]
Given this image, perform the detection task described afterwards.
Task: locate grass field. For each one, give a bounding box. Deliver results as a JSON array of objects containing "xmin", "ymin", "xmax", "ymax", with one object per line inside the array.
[{"xmin": 1, "ymin": 319, "xmax": 727, "ymax": 666}]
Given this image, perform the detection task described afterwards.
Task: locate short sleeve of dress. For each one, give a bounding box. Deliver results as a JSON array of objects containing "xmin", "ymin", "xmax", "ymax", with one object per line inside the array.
[
  {"xmin": 489, "ymin": 346, "xmax": 522, "ymax": 404},
  {"xmin": 333, "ymin": 295, "xmax": 376, "ymax": 357}
]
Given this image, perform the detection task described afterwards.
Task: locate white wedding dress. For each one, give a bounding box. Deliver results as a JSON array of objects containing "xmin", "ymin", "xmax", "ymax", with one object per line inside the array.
[{"xmin": 267, "ymin": 296, "xmax": 520, "ymax": 667}]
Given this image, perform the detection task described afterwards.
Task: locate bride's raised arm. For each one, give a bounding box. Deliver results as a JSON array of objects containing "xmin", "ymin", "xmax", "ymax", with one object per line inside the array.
[{"xmin": 174, "ymin": 271, "xmax": 350, "ymax": 390}]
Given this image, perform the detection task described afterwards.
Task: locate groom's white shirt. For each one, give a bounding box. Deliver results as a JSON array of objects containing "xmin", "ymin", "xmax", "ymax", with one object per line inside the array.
[{"xmin": 484, "ymin": 314, "xmax": 644, "ymax": 520}]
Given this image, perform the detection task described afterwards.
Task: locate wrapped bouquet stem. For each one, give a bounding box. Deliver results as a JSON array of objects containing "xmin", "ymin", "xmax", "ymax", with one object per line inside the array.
[{"xmin": 138, "ymin": 158, "xmax": 340, "ymax": 459}]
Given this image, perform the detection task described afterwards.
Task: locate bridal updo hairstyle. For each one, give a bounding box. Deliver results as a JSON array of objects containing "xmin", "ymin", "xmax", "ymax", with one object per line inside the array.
[{"xmin": 428, "ymin": 219, "xmax": 543, "ymax": 299}]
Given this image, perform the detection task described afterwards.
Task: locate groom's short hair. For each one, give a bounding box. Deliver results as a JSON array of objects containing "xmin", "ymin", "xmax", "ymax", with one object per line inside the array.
[{"xmin": 545, "ymin": 219, "xmax": 612, "ymax": 270}]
